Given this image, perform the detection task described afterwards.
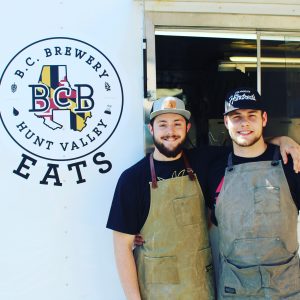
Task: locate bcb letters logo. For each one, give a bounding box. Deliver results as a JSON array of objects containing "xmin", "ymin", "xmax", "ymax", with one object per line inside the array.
[{"xmin": 0, "ymin": 37, "xmax": 124, "ymax": 185}]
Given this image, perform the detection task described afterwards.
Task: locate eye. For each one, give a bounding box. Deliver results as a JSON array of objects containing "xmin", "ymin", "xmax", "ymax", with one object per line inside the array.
[
  {"xmin": 159, "ymin": 123, "xmax": 167, "ymax": 128},
  {"xmin": 175, "ymin": 122, "xmax": 183, "ymax": 126},
  {"xmin": 249, "ymin": 114, "xmax": 257, "ymax": 119}
]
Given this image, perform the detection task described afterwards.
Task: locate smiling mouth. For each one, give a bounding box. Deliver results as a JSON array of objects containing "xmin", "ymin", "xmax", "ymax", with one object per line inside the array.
[
  {"xmin": 162, "ymin": 135, "xmax": 180, "ymax": 141},
  {"xmin": 238, "ymin": 130, "xmax": 253, "ymax": 136}
]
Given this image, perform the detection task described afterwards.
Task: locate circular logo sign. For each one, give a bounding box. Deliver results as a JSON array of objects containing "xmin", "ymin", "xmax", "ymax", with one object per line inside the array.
[{"xmin": 0, "ymin": 37, "xmax": 123, "ymax": 161}]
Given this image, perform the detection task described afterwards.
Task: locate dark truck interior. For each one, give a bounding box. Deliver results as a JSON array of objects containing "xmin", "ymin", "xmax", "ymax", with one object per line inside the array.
[{"xmin": 155, "ymin": 34, "xmax": 300, "ymax": 146}]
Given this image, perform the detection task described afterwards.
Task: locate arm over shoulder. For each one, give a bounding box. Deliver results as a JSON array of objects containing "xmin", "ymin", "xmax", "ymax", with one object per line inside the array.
[{"xmin": 281, "ymin": 154, "xmax": 300, "ymax": 211}]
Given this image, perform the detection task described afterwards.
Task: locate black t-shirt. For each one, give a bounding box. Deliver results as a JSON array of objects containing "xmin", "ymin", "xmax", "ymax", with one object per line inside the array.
[
  {"xmin": 106, "ymin": 146, "xmax": 228, "ymax": 235},
  {"xmin": 208, "ymin": 143, "xmax": 300, "ymax": 226}
]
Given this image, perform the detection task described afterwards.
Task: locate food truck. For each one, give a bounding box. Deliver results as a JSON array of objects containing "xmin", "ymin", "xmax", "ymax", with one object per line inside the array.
[{"xmin": 0, "ymin": 1, "xmax": 299, "ymax": 299}]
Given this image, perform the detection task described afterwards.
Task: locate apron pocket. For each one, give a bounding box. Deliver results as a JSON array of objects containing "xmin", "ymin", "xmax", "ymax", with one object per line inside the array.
[
  {"xmin": 254, "ymin": 186, "xmax": 280, "ymax": 213},
  {"xmin": 263, "ymin": 254, "xmax": 300, "ymax": 294},
  {"xmin": 144, "ymin": 255, "xmax": 179, "ymax": 284},
  {"xmin": 196, "ymin": 247, "xmax": 215, "ymax": 299},
  {"xmin": 221, "ymin": 260, "xmax": 261, "ymax": 297},
  {"xmin": 227, "ymin": 237, "xmax": 293, "ymax": 266},
  {"xmin": 173, "ymin": 195, "xmax": 200, "ymax": 226},
  {"xmin": 196, "ymin": 247, "xmax": 214, "ymax": 276}
]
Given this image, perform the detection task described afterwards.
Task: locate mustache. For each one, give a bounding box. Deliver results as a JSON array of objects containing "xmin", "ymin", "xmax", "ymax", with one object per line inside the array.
[{"xmin": 161, "ymin": 134, "xmax": 181, "ymax": 139}]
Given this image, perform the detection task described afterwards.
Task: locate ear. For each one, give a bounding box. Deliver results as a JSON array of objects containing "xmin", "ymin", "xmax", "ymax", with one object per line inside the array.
[
  {"xmin": 187, "ymin": 122, "xmax": 191, "ymax": 133},
  {"xmin": 148, "ymin": 123, "xmax": 154, "ymax": 136},
  {"xmin": 224, "ymin": 116, "xmax": 229, "ymax": 129},
  {"xmin": 262, "ymin": 111, "xmax": 268, "ymax": 128}
]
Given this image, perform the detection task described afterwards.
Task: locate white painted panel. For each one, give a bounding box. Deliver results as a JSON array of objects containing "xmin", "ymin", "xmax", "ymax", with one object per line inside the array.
[
  {"xmin": 145, "ymin": 0, "xmax": 300, "ymax": 16},
  {"xmin": 146, "ymin": 0, "xmax": 300, "ymax": 3}
]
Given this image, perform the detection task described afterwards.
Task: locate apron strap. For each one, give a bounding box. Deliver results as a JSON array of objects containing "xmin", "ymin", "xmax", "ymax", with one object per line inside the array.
[
  {"xmin": 150, "ymin": 153, "xmax": 158, "ymax": 189},
  {"xmin": 228, "ymin": 146, "xmax": 280, "ymax": 170},
  {"xmin": 149, "ymin": 151, "xmax": 195, "ymax": 188},
  {"xmin": 271, "ymin": 146, "xmax": 281, "ymax": 166},
  {"xmin": 182, "ymin": 152, "xmax": 196, "ymax": 181},
  {"xmin": 227, "ymin": 152, "xmax": 234, "ymax": 171}
]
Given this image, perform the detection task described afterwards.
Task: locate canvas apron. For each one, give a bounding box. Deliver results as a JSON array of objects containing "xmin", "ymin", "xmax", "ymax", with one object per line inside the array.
[
  {"xmin": 134, "ymin": 153, "xmax": 215, "ymax": 300},
  {"xmin": 216, "ymin": 149, "xmax": 300, "ymax": 299}
]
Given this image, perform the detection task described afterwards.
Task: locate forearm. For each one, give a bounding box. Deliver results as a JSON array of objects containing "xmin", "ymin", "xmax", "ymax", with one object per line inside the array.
[
  {"xmin": 265, "ymin": 136, "xmax": 280, "ymax": 145},
  {"xmin": 113, "ymin": 231, "xmax": 141, "ymax": 300}
]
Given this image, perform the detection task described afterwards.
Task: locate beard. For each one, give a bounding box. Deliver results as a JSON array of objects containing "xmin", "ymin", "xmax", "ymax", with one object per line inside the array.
[{"xmin": 153, "ymin": 135, "xmax": 186, "ymax": 158}]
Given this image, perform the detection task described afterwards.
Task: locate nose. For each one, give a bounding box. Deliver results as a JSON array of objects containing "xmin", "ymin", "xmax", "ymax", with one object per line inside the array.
[
  {"xmin": 166, "ymin": 124, "xmax": 176, "ymax": 134},
  {"xmin": 240, "ymin": 116, "xmax": 250, "ymax": 127}
]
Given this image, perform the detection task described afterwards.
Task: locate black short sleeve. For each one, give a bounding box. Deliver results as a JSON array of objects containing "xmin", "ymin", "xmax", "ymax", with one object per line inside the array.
[
  {"xmin": 106, "ymin": 157, "xmax": 150, "ymax": 235},
  {"xmin": 187, "ymin": 146, "xmax": 230, "ymax": 206}
]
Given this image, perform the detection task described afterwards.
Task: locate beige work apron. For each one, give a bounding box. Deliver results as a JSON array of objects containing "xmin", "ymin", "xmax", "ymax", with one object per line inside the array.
[
  {"xmin": 134, "ymin": 153, "xmax": 215, "ymax": 300},
  {"xmin": 216, "ymin": 149, "xmax": 300, "ymax": 299}
]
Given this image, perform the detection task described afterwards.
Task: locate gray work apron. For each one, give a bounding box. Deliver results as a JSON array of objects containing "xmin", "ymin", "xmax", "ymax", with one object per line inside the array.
[
  {"xmin": 216, "ymin": 149, "xmax": 300, "ymax": 299},
  {"xmin": 134, "ymin": 153, "xmax": 215, "ymax": 300}
]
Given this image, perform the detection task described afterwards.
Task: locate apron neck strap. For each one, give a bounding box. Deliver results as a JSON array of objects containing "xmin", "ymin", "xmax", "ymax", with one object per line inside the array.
[
  {"xmin": 182, "ymin": 152, "xmax": 196, "ymax": 181},
  {"xmin": 228, "ymin": 146, "xmax": 280, "ymax": 171},
  {"xmin": 227, "ymin": 152, "xmax": 234, "ymax": 171},
  {"xmin": 150, "ymin": 153, "xmax": 158, "ymax": 189},
  {"xmin": 149, "ymin": 151, "xmax": 195, "ymax": 189},
  {"xmin": 271, "ymin": 146, "xmax": 281, "ymax": 166}
]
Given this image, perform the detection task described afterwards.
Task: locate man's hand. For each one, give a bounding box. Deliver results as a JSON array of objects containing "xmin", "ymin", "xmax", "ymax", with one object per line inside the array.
[
  {"xmin": 269, "ymin": 136, "xmax": 300, "ymax": 173},
  {"xmin": 134, "ymin": 234, "xmax": 145, "ymax": 246}
]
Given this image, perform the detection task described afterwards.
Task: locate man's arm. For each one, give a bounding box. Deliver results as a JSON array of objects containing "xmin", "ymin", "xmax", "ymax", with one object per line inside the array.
[
  {"xmin": 268, "ymin": 136, "xmax": 300, "ymax": 173},
  {"xmin": 113, "ymin": 231, "xmax": 141, "ymax": 300}
]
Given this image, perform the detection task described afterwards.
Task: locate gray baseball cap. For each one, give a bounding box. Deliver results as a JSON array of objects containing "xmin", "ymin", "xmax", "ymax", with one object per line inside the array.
[{"xmin": 150, "ymin": 96, "xmax": 191, "ymax": 121}]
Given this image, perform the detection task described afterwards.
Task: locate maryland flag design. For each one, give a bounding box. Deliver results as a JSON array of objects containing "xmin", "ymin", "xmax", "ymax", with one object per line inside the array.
[{"xmin": 34, "ymin": 65, "xmax": 92, "ymax": 131}]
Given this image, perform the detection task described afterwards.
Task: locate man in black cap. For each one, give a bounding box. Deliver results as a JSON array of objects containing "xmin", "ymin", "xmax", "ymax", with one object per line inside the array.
[{"xmin": 208, "ymin": 87, "xmax": 300, "ymax": 299}]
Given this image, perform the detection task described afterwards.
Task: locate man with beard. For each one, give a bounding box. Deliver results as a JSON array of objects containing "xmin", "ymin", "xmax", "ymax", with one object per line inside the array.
[
  {"xmin": 208, "ymin": 87, "xmax": 300, "ymax": 299},
  {"xmin": 107, "ymin": 95, "xmax": 300, "ymax": 300},
  {"xmin": 107, "ymin": 96, "xmax": 217, "ymax": 300}
]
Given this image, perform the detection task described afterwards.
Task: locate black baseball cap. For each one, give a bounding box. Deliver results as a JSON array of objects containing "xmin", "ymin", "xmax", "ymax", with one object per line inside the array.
[{"xmin": 224, "ymin": 87, "xmax": 264, "ymax": 115}]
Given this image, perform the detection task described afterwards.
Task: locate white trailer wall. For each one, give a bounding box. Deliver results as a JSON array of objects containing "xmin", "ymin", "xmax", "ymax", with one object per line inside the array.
[{"xmin": 0, "ymin": 1, "xmax": 144, "ymax": 300}]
